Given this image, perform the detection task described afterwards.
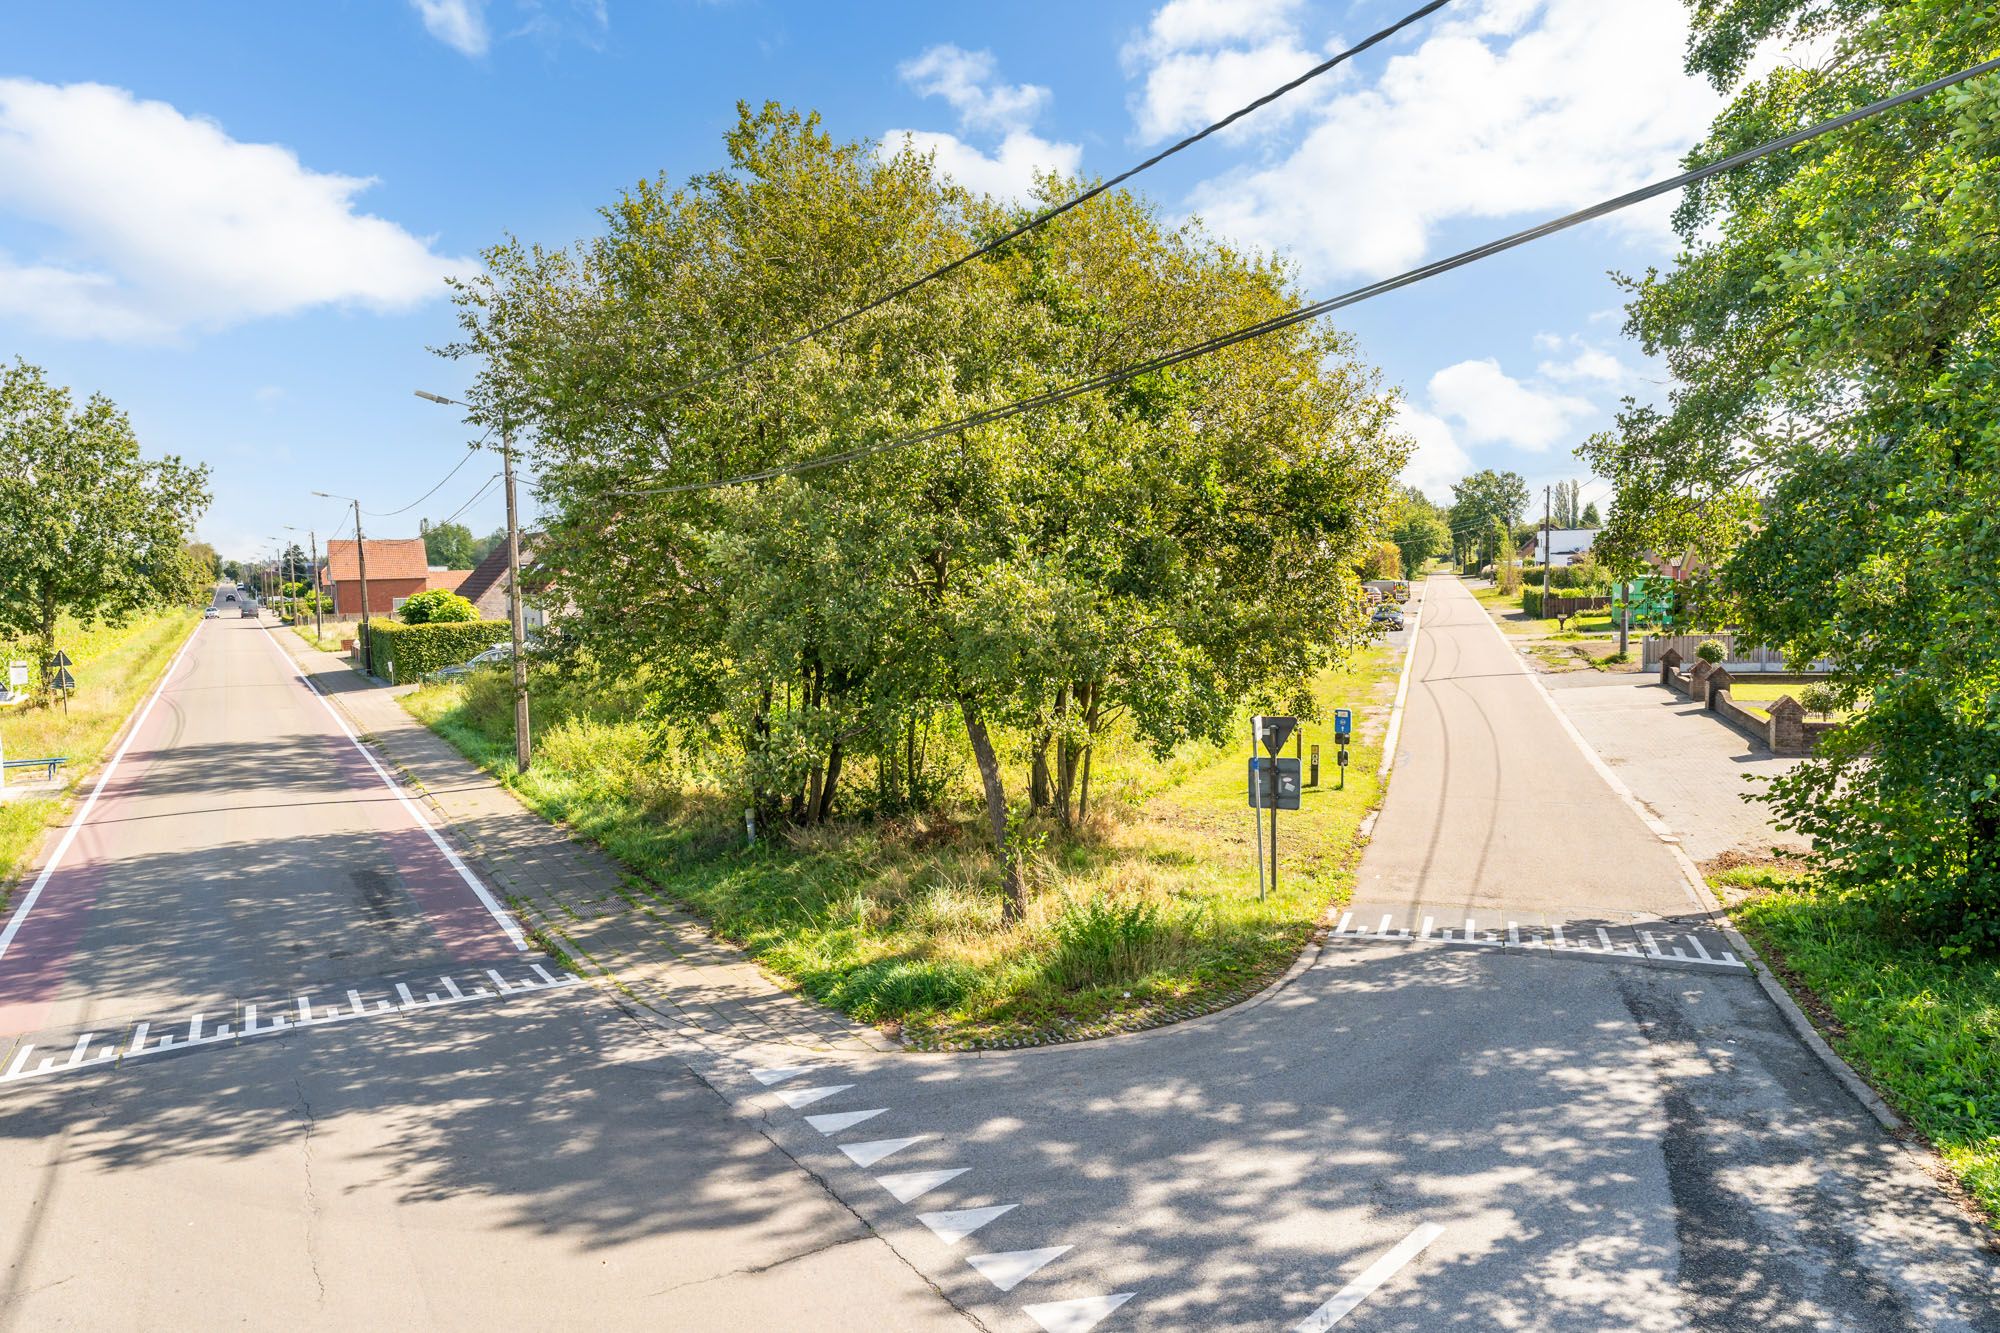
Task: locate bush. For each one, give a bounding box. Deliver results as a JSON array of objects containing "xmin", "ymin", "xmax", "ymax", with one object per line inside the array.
[
  {"xmin": 364, "ymin": 619, "xmax": 508, "ymax": 683},
  {"xmin": 1521, "ymin": 585, "xmax": 1611, "ymax": 618},
  {"xmin": 1695, "ymin": 639, "xmax": 1727, "ymax": 664},
  {"xmin": 1042, "ymin": 894, "xmax": 1204, "ymax": 990},
  {"xmin": 1797, "ymin": 681, "xmax": 1839, "ymax": 719},
  {"xmin": 398, "ymin": 588, "xmax": 477, "ymax": 624}
]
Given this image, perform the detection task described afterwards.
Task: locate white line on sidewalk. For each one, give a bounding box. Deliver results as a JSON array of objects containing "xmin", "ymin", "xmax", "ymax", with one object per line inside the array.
[
  {"xmin": 1295, "ymin": 1222, "xmax": 1444, "ymax": 1330},
  {"xmin": 257, "ymin": 625, "xmax": 529, "ymax": 952},
  {"xmin": 1376, "ymin": 583, "xmax": 1425, "ymax": 780},
  {"xmin": 0, "ymin": 621, "xmax": 203, "ymax": 964}
]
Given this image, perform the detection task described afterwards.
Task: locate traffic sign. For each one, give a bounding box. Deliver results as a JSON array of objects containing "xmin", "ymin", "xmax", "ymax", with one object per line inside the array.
[
  {"xmin": 1333, "ymin": 708, "xmax": 1352, "ymax": 742},
  {"xmin": 1247, "ymin": 756, "xmax": 1302, "ymax": 810},
  {"xmin": 7, "ymin": 662, "xmax": 25, "ymax": 689},
  {"xmin": 1251, "ymin": 714, "xmax": 1297, "ymax": 756},
  {"xmin": 52, "ymin": 666, "xmax": 76, "ymax": 692},
  {"xmin": 49, "ymin": 650, "xmax": 72, "ymax": 668}
]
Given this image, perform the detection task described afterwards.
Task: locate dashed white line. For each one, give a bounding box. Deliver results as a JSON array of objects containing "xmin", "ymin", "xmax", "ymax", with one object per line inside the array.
[
  {"xmin": 875, "ymin": 1168, "xmax": 969, "ymax": 1203},
  {"xmin": 917, "ymin": 1204, "xmax": 1015, "ymax": 1245},
  {"xmin": 967, "ymin": 1245, "xmax": 1071, "ymax": 1292},
  {"xmin": 775, "ymin": 1083, "xmax": 853, "ymax": 1109},
  {"xmin": 1023, "ymin": 1292, "xmax": 1134, "ymax": 1333},
  {"xmin": 804, "ymin": 1108, "xmax": 886, "ymax": 1135},
  {"xmin": 840, "ymin": 1136, "xmax": 928, "ymax": 1168},
  {"xmin": 1294, "ymin": 1222, "xmax": 1444, "ymax": 1330}
]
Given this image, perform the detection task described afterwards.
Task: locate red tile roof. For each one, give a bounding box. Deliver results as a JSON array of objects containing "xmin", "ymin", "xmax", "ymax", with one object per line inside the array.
[{"xmin": 324, "ymin": 538, "xmax": 429, "ymax": 583}]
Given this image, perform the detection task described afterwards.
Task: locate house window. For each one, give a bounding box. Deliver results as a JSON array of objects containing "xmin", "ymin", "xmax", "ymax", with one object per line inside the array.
[{"xmin": 391, "ymin": 596, "xmax": 409, "ymax": 611}]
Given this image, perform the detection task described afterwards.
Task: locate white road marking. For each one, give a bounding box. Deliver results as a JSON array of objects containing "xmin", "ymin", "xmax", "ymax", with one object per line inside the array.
[
  {"xmin": 875, "ymin": 1168, "xmax": 969, "ymax": 1204},
  {"xmin": 297, "ymin": 997, "xmax": 313, "ymax": 1024},
  {"xmin": 1688, "ymin": 935, "xmax": 1714, "ymax": 963},
  {"xmin": 1294, "ymin": 1222, "xmax": 1444, "ymax": 1331},
  {"xmin": 67, "ymin": 1033, "xmax": 93, "ymax": 1067},
  {"xmin": 128, "ymin": 1023, "xmax": 150, "ymax": 1056},
  {"xmin": 840, "ymin": 1136, "xmax": 928, "ymax": 1168},
  {"xmin": 1022, "ymin": 1292, "xmax": 1134, "ymax": 1333},
  {"xmin": 485, "ymin": 969, "xmax": 514, "ymax": 995},
  {"xmin": 1377, "ymin": 583, "xmax": 1423, "ymax": 780},
  {"xmin": 1334, "ymin": 912, "xmax": 1353, "ymax": 935},
  {"xmin": 258, "ymin": 626, "xmax": 528, "ymax": 952},
  {"xmin": 776, "ymin": 1083, "xmax": 854, "ymax": 1109},
  {"xmin": 966, "ymin": 1245, "xmax": 1070, "ymax": 1292},
  {"xmin": 396, "ymin": 982, "xmax": 418, "ymax": 1010},
  {"xmin": 6, "ymin": 1046, "xmax": 32, "ymax": 1078},
  {"xmin": 347, "ymin": 989, "xmax": 366, "ymax": 1013},
  {"xmin": 804, "ymin": 1108, "xmax": 886, "ymax": 1135},
  {"xmin": 749, "ymin": 1064, "xmax": 822, "ymax": 1086},
  {"xmin": 442, "ymin": 976, "xmax": 464, "ymax": 1000},
  {"xmin": 1419, "ymin": 916, "xmax": 1434, "ymax": 940},
  {"xmin": 0, "ymin": 621, "xmax": 202, "ymax": 964},
  {"xmin": 1551, "ymin": 923, "xmax": 1567, "ymax": 950},
  {"xmin": 916, "ymin": 1204, "xmax": 1016, "ymax": 1245},
  {"xmin": 529, "ymin": 963, "xmax": 560, "ymax": 985}
]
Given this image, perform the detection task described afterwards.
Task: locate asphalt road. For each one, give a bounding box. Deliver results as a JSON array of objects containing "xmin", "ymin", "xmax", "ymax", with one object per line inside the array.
[
  {"xmin": 1, "ymin": 582, "xmax": 1993, "ymax": 1330},
  {"xmin": 0, "ymin": 592, "xmax": 965, "ymax": 1330}
]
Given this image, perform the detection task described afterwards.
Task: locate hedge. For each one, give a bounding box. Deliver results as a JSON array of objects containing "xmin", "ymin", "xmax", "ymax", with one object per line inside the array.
[
  {"xmin": 364, "ymin": 619, "xmax": 509, "ymax": 683},
  {"xmin": 1521, "ymin": 587, "xmax": 1613, "ymax": 618}
]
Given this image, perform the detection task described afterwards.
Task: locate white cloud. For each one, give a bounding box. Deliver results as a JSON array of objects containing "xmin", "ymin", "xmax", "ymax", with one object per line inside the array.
[
  {"xmin": 1123, "ymin": 0, "xmax": 1328, "ymax": 143},
  {"xmin": 412, "ymin": 0, "xmax": 490, "ymax": 56},
  {"xmin": 1427, "ymin": 357, "xmax": 1593, "ymax": 452},
  {"xmin": 0, "ymin": 80, "xmax": 471, "ymax": 342},
  {"xmin": 1181, "ymin": 0, "xmax": 1725, "ymax": 282},
  {"xmin": 1537, "ymin": 346, "xmax": 1627, "ymax": 384},
  {"xmin": 887, "ymin": 46, "xmax": 1080, "ymax": 202},
  {"xmin": 1393, "ymin": 401, "xmax": 1470, "ymax": 500},
  {"xmin": 899, "ymin": 45, "xmax": 1050, "ymax": 132},
  {"xmin": 884, "ymin": 129, "xmax": 1081, "ymax": 202}
]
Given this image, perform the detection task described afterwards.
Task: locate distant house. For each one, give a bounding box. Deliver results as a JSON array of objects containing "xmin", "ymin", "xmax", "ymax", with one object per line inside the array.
[
  {"xmin": 321, "ymin": 538, "xmax": 432, "ymax": 616},
  {"xmin": 1518, "ymin": 527, "xmax": 1597, "ymax": 568},
  {"xmin": 427, "ymin": 567, "xmax": 474, "ymax": 594},
  {"xmin": 1641, "ymin": 549, "xmax": 1710, "ymax": 583},
  {"xmin": 454, "ymin": 534, "xmax": 546, "ymax": 629}
]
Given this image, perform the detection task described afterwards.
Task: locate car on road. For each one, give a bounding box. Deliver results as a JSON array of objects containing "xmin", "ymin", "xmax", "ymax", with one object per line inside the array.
[
  {"xmin": 1371, "ymin": 604, "xmax": 1405, "ymax": 632},
  {"xmin": 223, "ymin": 592, "xmax": 236, "ymax": 602},
  {"xmin": 203, "ymin": 607, "xmax": 219, "ymax": 619},
  {"xmin": 239, "ymin": 604, "xmax": 258, "ymax": 619}
]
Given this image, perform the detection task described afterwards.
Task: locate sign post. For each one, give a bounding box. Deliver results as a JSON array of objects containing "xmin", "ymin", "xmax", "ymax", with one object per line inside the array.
[
  {"xmin": 1248, "ymin": 715, "xmax": 1301, "ymax": 899},
  {"xmin": 49, "ymin": 650, "xmax": 74, "ymax": 716},
  {"xmin": 1333, "ymin": 708, "xmax": 1352, "ymax": 790}
]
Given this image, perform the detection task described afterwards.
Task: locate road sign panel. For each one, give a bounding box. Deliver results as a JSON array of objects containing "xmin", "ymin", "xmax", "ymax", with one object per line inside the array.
[
  {"xmin": 52, "ymin": 666, "xmax": 76, "ymax": 691},
  {"xmin": 1252, "ymin": 714, "xmax": 1297, "ymax": 756},
  {"xmin": 7, "ymin": 662, "xmax": 25, "ymax": 688},
  {"xmin": 49, "ymin": 650, "xmax": 72, "ymax": 668},
  {"xmin": 1247, "ymin": 757, "xmax": 1302, "ymax": 810},
  {"xmin": 1333, "ymin": 708, "xmax": 1352, "ymax": 741}
]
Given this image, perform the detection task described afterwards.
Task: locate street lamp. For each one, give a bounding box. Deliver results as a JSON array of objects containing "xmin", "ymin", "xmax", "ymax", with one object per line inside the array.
[
  {"xmin": 416, "ymin": 389, "xmax": 531, "ymax": 774},
  {"xmin": 311, "ymin": 490, "xmax": 375, "ymax": 675}
]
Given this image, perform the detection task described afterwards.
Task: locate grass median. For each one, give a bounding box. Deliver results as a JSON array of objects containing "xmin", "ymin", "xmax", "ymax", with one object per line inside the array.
[
  {"xmin": 1716, "ymin": 859, "xmax": 2000, "ymax": 1230},
  {"xmin": 403, "ymin": 643, "xmax": 1401, "ymax": 1045},
  {"xmin": 0, "ymin": 608, "xmax": 197, "ymax": 905}
]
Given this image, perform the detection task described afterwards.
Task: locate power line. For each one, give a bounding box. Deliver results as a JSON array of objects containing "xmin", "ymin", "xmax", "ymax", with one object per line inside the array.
[
  {"xmin": 439, "ymin": 473, "xmax": 502, "ymax": 528},
  {"xmin": 363, "ymin": 436, "xmax": 489, "ymax": 517},
  {"xmin": 612, "ymin": 52, "xmax": 2000, "ymax": 499},
  {"xmin": 623, "ymin": 0, "xmax": 1457, "ymax": 409}
]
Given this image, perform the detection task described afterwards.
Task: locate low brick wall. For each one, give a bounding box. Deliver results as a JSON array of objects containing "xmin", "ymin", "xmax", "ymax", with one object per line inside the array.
[{"xmin": 1656, "ymin": 658, "xmax": 1840, "ymax": 755}]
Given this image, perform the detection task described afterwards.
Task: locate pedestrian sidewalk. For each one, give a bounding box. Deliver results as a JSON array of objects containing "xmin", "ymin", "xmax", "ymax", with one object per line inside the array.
[{"xmin": 271, "ymin": 628, "xmax": 894, "ymax": 1057}]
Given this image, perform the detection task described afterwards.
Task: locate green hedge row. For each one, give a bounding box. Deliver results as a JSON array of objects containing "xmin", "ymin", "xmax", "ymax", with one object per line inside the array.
[
  {"xmin": 1521, "ymin": 587, "xmax": 1613, "ymax": 618},
  {"xmin": 364, "ymin": 619, "xmax": 509, "ymax": 683}
]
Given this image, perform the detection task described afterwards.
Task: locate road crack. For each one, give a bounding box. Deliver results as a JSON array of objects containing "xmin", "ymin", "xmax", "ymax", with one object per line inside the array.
[{"xmin": 291, "ymin": 1078, "xmax": 327, "ymax": 1305}]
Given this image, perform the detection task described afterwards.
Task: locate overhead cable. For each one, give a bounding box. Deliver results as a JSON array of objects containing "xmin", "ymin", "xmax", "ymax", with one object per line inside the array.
[{"xmin": 613, "ymin": 53, "xmax": 2000, "ymax": 498}]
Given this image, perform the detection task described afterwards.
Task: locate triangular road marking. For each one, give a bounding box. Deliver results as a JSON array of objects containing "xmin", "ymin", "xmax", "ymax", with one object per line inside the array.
[
  {"xmin": 875, "ymin": 1168, "xmax": 968, "ymax": 1203},
  {"xmin": 775, "ymin": 1083, "xmax": 853, "ymax": 1109},
  {"xmin": 916, "ymin": 1204, "xmax": 1016, "ymax": 1245},
  {"xmin": 1022, "ymin": 1293, "xmax": 1134, "ymax": 1333},
  {"xmin": 840, "ymin": 1136, "xmax": 928, "ymax": 1168},
  {"xmin": 750, "ymin": 1065, "xmax": 821, "ymax": 1086},
  {"xmin": 966, "ymin": 1245, "xmax": 1071, "ymax": 1292},
  {"xmin": 804, "ymin": 1108, "xmax": 887, "ymax": 1135}
]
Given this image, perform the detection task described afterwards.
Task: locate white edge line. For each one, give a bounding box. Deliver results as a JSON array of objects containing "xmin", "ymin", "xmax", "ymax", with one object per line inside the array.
[
  {"xmin": 258, "ymin": 625, "xmax": 529, "ymax": 952},
  {"xmin": 0, "ymin": 619, "xmax": 204, "ymax": 963},
  {"xmin": 1376, "ymin": 581, "xmax": 1424, "ymax": 780},
  {"xmin": 1296, "ymin": 1222, "xmax": 1444, "ymax": 1330}
]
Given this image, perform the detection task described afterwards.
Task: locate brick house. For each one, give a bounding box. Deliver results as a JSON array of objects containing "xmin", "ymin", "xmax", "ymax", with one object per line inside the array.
[
  {"xmin": 453, "ymin": 534, "xmax": 547, "ymax": 629},
  {"xmin": 322, "ymin": 538, "xmax": 433, "ymax": 616}
]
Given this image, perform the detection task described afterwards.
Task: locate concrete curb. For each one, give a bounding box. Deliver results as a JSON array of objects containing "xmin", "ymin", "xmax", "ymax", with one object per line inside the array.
[{"xmin": 1489, "ymin": 604, "xmax": 1907, "ymax": 1133}]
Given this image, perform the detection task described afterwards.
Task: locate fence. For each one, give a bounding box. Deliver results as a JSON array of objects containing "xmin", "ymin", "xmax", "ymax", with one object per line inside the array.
[{"xmin": 1642, "ymin": 633, "xmax": 1794, "ymax": 671}]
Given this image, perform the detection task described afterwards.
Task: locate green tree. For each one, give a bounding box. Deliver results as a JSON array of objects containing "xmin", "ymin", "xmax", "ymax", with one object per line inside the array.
[
  {"xmin": 422, "ymin": 520, "xmax": 478, "ymax": 568},
  {"xmin": 397, "ymin": 588, "xmax": 477, "ymax": 624},
  {"xmin": 1449, "ymin": 469, "xmax": 1529, "ymax": 566},
  {"xmin": 445, "ymin": 104, "xmax": 1402, "ymax": 915},
  {"xmin": 1583, "ymin": 0, "xmax": 2000, "ymax": 946},
  {"xmin": 1580, "ymin": 500, "xmax": 1601, "ymax": 527},
  {"xmin": 1388, "ymin": 486, "xmax": 1451, "ymax": 576},
  {"xmin": 0, "ymin": 360, "xmax": 211, "ymax": 685}
]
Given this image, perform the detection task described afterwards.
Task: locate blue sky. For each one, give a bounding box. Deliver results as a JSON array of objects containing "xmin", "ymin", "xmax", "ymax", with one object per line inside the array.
[{"xmin": 0, "ymin": 0, "xmax": 1738, "ymax": 559}]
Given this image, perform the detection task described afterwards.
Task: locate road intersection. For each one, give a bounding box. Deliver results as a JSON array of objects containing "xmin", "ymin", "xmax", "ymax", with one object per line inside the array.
[{"xmin": 0, "ymin": 581, "xmax": 1993, "ymax": 1329}]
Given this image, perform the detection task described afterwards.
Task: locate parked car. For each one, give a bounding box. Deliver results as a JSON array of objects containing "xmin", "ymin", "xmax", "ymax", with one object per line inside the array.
[
  {"xmin": 430, "ymin": 637, "xmax": 540, "ymax": 682},
  {"xmin": 1371, "ymin": 604, "xmax": 1405, "ymax": 632}
]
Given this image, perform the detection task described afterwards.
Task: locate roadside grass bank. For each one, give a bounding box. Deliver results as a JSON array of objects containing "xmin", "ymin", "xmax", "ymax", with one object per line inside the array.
[
  {"xmin": 402, "ymin": 644, "xmax": 1401, "ymax": 1045},
  {"xmin": 1715, "ymin": 858, "xmax": 1999, "ymax": 1230},
  {"xmin": 1720, "ymin": 679, "xmax": 1857, "ymax": 722},
  {"xmin": 0, "ymin": 609, "xmax": 197, "ymax": 906}
]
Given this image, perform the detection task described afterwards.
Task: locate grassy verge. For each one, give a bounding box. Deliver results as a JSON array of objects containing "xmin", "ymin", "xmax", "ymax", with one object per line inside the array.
[
  {"xmin": 0, "ymin": 609, "xmax": 197, "ymax": 904},
  {"xmin": 290, "ymin": 619, "xmax": 360, "ymax": 656},
  {"xmin": 1721, "ymin": 679, "xmax": 1856, "ymax": 721},
  {"xmin": 1714, "ymin": 859, "xmax": 1999, "ymax": 1230},
  {"xmin": 403, "ymin": 645, "xmax": 1402, "ymax": 1045}
]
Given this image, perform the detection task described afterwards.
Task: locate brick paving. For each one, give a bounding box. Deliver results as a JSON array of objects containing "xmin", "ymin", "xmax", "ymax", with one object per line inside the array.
[{"xmin": 272, "ymin": 629, "xmax": 894, "ymax": 1056}]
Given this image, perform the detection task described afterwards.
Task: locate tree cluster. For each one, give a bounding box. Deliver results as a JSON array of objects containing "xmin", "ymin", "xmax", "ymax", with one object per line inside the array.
[{"xmin": 443, "ymin": 105, "xmax": 1406, "ymax": 914}]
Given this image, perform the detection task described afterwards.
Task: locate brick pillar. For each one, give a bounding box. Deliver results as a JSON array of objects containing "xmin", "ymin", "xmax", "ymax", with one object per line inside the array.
[
  {"xmin": 1689, "ymin": 657, "xmax": 1716, "ymax": 702},
  {"xmin": 1660, "ymin": 646, "xmax": 1684, "ymax": 687},
  {"xmin": 1767, "ymin": 696, "xmax": 1807, "ymax": 754},
  {"xmin": 1704, "ymin": 665, "xmax": 1733, "ymax": 710}
]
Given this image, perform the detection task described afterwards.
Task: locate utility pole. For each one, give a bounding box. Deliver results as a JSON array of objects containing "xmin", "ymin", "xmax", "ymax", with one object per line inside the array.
[
  {"xmin": 309, "ymin": 529, "xmax": 322, "ymax": 641},
  {"xmin": 353, "ymin": 501, "xmax": 374, "ymax": 675},
  {"xmin": 501, "ymin": 426, "xmax": 531, "ymax": 773},
  {"xmin": 1541, "ymin": 486, "xmax": 1552, "ymax": 615}
]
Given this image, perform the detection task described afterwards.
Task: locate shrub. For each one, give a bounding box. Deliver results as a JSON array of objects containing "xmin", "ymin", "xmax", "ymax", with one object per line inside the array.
[
  {"xmin": 364, "ymin": 619, "xmax": 508, "ymax": 683},
  {"xmin": 398, "ymin": 588, "xmax": 477, "ymax": 624},
  {"xmin": 1797, "ymin": 681, "xmax": 1839, "ymax": 719},
  {"xmin": 1695, "ymin": 639, "xmax": 1727, "ymax": 664},
  {"xmin": 1042, "ymin": 894, "xmax": 1204, "ymax": 990}
]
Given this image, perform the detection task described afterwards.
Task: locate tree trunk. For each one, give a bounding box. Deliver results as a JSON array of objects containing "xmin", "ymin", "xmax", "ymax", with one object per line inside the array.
[
  {"xmin": 1030, "ymin": 732, "xmax": 1052, "ymax": 812},
  {"xmin": 815, "ymin": 738, "xmax": 843, "ymax": 823},
  {"xmin": 1077, "ymin": 682, "xmax": 1101, "ymax": 823},
  {"xmin": 960, "ymin": 699, "xmax": 1024, "ymax": 920}
]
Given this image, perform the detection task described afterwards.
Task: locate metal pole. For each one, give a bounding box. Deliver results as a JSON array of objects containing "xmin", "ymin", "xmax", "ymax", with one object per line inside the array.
[
  {"xmin": 1269, "ymin": 792, "xmax": 1278, "ymax": 897},
  {"xmin": 1541, "ymin": 485, "xmax": 1552, "ymax": 618},
  {"xmin": 1619, "ymin": 579, "xmax": 1631, "ymax": 656},
  {"xmin": 354, "ymin": 501, "xmax": 373, "ymax": 675},
  {"xmin": 502, "ymin": 429, "xmax": 531, "ymax": 773},
  {"xmin": 1252, "ymin": 720, "xmax": 1265, "ymax": 902},
  {"xmin": 310, "ymin": 529, "xmax": 322, "ymax": 641}
]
